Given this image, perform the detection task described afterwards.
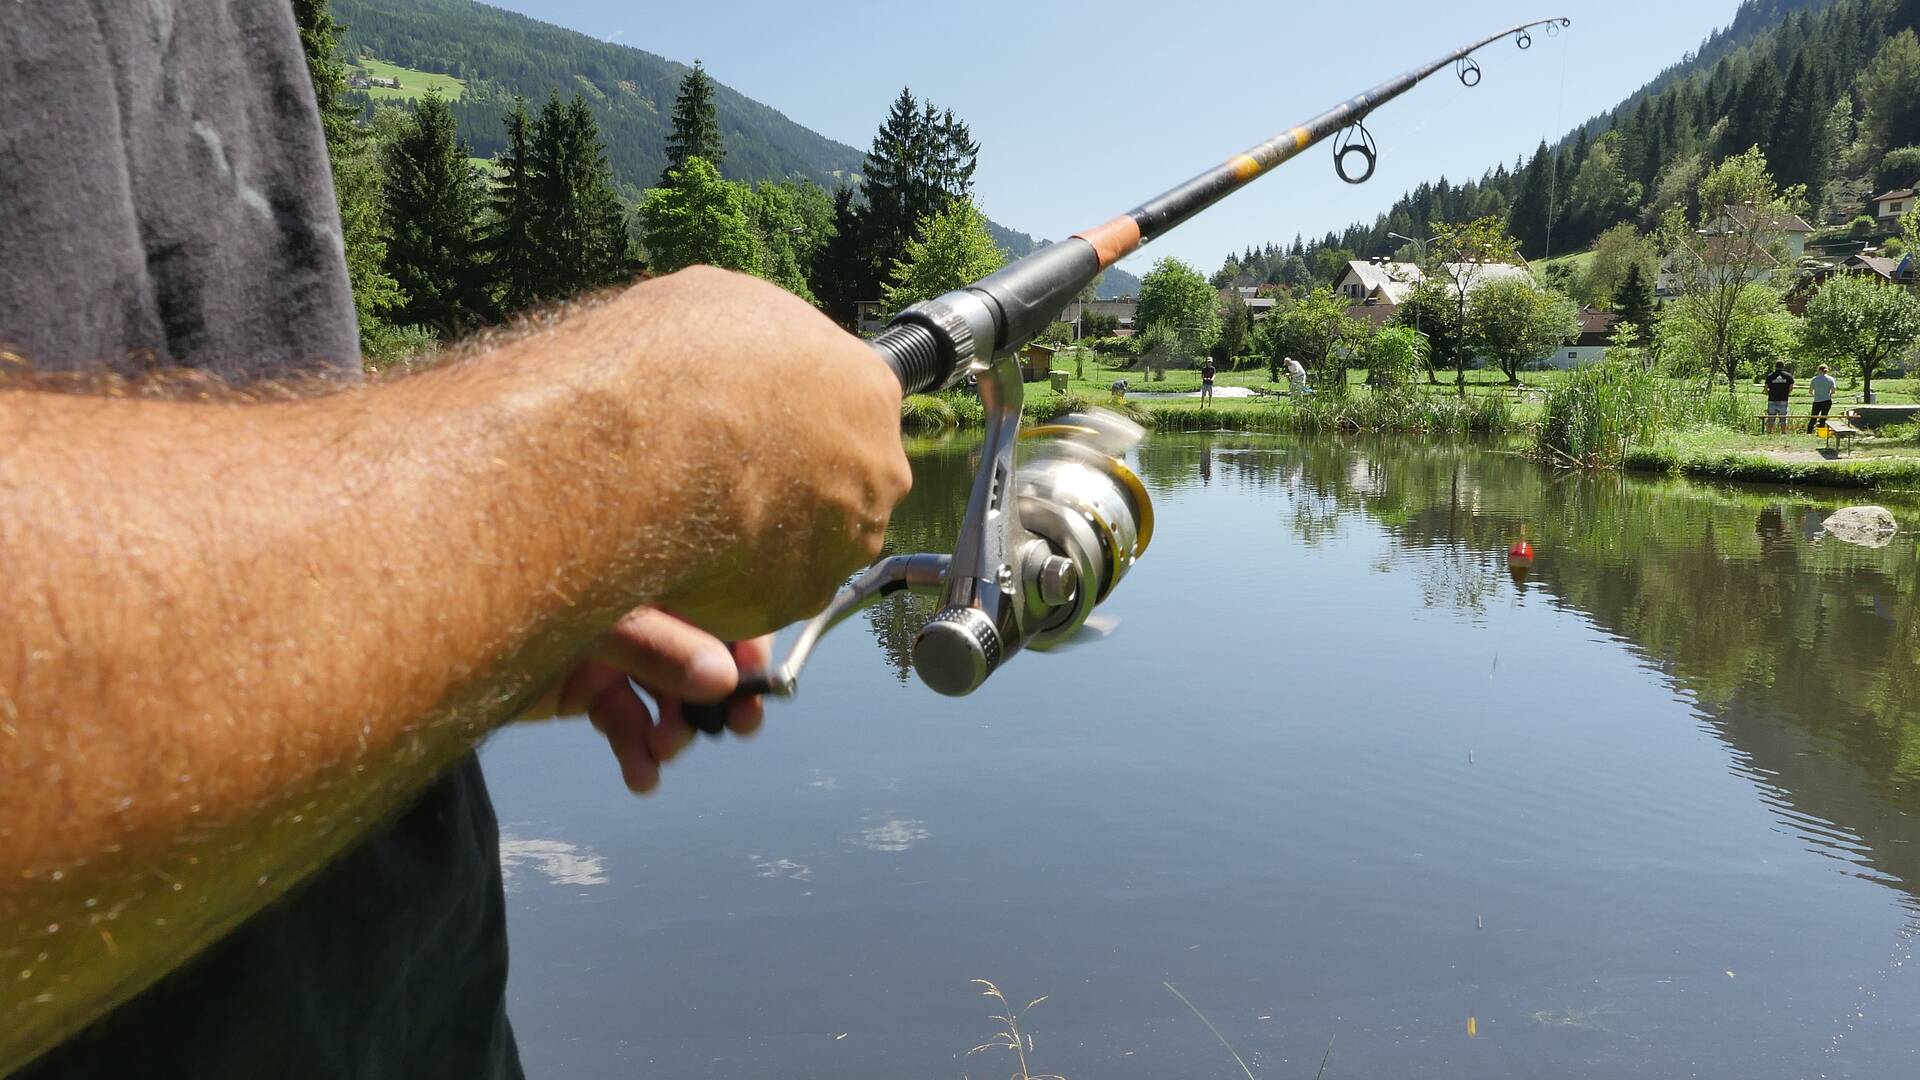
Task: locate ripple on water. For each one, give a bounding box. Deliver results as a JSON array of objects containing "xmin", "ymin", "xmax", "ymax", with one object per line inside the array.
[
  {"xmin": 844, "ymin": 815, "xmax": 929, "ymax": 852},
  {"xmin": 499, "ymin": 833, "xmax": 607, "ymax": 889}
]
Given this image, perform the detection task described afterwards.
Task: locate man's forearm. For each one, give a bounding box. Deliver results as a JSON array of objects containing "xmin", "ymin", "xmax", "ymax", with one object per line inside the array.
[{"xmin": 0, "ymin": 294, "xmax": 718, "ymax": 1064}]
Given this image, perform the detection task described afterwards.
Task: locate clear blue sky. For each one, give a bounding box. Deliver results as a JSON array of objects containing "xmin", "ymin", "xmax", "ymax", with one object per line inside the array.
[{"xmin": 490, "ymin": 1, "xmax": 1750, "ymax": 273}]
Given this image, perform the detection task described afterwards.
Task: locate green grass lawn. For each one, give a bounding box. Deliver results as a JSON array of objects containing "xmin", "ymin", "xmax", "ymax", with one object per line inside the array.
[
  {"xmin": 1530, "ymin": 249, "xmax": 1595, "ymax": 283},
  {"xmin": 354, "ymin": 57, "xmax": 466, "ymax": 102}
]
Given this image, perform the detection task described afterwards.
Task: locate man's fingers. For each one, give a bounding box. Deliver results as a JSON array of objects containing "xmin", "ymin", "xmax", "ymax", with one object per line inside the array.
[
  {"xmin": 587, "ymin": 681, "xmax": 661, "ymax": 794},
  {"xmin": 726, "ymin": 636, "xmax": 774, "ymax": 737},
  {"xmin": 593, "ymin": 608, "xmax": 737, "ymax": 702},
  {"xmin": 554, "ymin": 661, "xmax": 627, "ymax": 720}
]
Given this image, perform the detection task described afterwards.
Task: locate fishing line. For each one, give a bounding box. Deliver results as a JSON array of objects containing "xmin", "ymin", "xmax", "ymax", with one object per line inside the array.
[{"xmin": 1542, "ymin": 26, "xmax": 1573, "ymax": 262}]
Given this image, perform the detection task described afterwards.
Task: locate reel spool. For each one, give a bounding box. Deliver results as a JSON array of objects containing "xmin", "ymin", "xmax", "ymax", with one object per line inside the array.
[{"xmin": 1013, "ymin": 412, "xmax": 1154, "ymax": 650}]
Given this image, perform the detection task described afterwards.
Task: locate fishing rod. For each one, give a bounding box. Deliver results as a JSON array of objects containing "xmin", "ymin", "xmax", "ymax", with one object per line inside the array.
[{"xmin": 691, "ymin": 16, "xmax": 1571, "ymax": 721}]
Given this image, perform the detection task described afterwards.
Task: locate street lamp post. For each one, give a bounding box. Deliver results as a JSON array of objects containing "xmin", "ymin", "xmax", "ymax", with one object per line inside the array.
[{"xmin": 1389, "ymin": 230, "xmax": 1437, "ymax": 382}]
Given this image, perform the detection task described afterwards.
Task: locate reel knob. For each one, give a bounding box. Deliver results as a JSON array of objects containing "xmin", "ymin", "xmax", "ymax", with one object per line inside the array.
[{"xmin": 913, "ymin": 607, "xmax": 1003, "ymax": 697}]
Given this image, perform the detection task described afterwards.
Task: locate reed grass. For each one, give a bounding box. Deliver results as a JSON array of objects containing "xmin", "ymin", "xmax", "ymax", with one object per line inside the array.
[
  {"xmin": 1535, "ymin": 360, "xmax": 1661, "ymax": 467},
  {"xmin": 966, "ymin": 980, "xmax": 1065, "ymax": 1080}
]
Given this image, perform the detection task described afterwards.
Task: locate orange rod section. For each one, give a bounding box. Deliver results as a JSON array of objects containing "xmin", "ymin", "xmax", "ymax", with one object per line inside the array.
[{"xmin": 1074, "ymin": 215, "xmax": 1144, "ymax": 270}]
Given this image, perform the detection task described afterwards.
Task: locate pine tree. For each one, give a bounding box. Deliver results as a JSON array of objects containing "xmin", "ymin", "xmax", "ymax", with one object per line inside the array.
[
  {"xmin": 486, "ymin": 97, "xmax": 539, "ymax": 315},
  {"xmin": 1774, "ymin": 53, "xmax": 1827, "ymax": 201},
  {"xmin": 383, "ymin": 90, "xmax": 490, "ymax": 335},
  {"xmin": 1508, "ymin": 142, "xmax": 1554, "ymax": 258},
  {"xmin": 528, "ymin": 94, "xmax": 630, "ymax": 300},
  {"xmin": 293, "ymin": 0, "xmax": 404, "ymax": 356},
  {"xmin": 856, "ymin": 88, "xmax": 979, "ymax": 299},
  {"xmin": 1615, "ymin": 262, "xmax": 1655, "ymax": 340},
  {"xmin": 662, "ymin": 60, "xmax": 724, "ymax": 184},
  {"xmin": 813, "ymin": 184, "xmax": 867, "ymax": 327},
  {"xmin": 1723, "ymin": 56, "xmax": 1783, "ymax": 160}
]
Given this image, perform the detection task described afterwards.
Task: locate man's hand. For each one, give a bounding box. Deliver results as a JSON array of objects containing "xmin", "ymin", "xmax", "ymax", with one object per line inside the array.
[
  {"xmin": 611, "ymin": 268, "xmax": 914, "ymax": 639},
  {"xmin": 522, "ymin": 609, "xmax": 770, "ymax": 793}
]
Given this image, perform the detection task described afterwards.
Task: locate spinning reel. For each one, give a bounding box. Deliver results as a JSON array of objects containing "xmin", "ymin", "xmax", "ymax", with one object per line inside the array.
[{"xmin": 737, "ymin": 396, "xmax": 1152, "ymax": 699}]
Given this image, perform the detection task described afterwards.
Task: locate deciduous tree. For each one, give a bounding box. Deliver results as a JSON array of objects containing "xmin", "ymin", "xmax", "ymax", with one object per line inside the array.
[
  {"xmin": 1859, "ymin": 30, "xmax": 1920, "ymax": 156},
  {"xmin": 1428, "ymin": 216, "xmax": 1521, "ymax": 392},
  {"xmin": 1656, "ymin": 147, "xmax": 1804, "ymax": 393},
  {"xmin": 1265, "ymin": 287, "xmax": 1360, "ymax": 392},
  {"xmin": 1394, "ymin": 280, "xmax": 1465, "ymax": 384},
  {"xmin": 1579, "ymin": 224, "xmax": 1658, "ymax": 310},
  {"xmin": 1134, "ymin": 258, "xmax": 1223, "ymax": 357},
  {"xmin": 636, "ymin": 156, "xmax": 760, "ymax": 275},
  {"xmin": 1801, "ymin": 274, "xmax": 1920, "ymax": 402},
  {"xmin": 1467, "ymin": 280, "xmax": 1580, "ymax": 385},
  {"xmin": 881, "ymin": 198, "xmax": 1003, "ymax": 312},
  {"xmin": 1656, "ymin": 281, "xmax": 1797, "ymax": 391}
]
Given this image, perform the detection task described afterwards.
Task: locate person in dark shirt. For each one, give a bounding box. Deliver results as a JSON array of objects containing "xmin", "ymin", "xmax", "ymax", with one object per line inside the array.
[
  {"xmin": 0, "ymin": 5, "xmax": 910, "ymax": 1077},
  {"xmin": 1200, "ymin": 357, "xmax": 1218, "ymax": 403},
  {"xmin": 1763, "ymin": 360, "xmax": 1795, "ymax": 434}
]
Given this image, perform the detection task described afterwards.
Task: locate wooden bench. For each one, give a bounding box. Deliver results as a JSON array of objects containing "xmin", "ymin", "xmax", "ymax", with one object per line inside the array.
[{"xmin": 1816, "ymin": 416, "xmax": 1859, "ymax": 454}]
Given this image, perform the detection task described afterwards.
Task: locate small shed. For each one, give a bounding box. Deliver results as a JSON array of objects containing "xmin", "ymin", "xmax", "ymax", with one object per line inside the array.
[{"xmin": 1017, "ymin": 341, "xmax": 1059, "ymax": 383}]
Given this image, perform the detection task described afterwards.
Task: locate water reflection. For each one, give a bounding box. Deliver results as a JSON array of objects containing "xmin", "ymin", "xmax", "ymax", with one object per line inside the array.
[
  {"xmin": 1123, "ymin": 435, "xmax": 1920, "ymax": 890},
  {"xmin": 490, "ymin": 432, "xmax": 1920, "ymax": 1079},
  {"xmin": 871, "ymin": 433, "xmax": 1920, "ymax": 892}
]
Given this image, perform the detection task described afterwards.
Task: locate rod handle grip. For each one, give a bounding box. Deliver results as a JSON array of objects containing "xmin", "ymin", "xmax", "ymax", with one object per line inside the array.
[{"xmin": 869, "ymin": 320, "xmax": 949, "ymax": 396}]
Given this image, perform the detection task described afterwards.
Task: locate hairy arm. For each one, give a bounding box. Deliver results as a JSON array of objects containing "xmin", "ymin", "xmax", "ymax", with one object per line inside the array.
[{"xmin": 0, "ymin": 267, "xmax": 909, "ymax": 1068}]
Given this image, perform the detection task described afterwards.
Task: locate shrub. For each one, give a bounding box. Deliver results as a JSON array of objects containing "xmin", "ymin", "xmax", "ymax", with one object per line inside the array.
[
  {"xmin": 1852, "ymin": 214, "xmax": 1879, "ymax": 235},
  {"xmin": 900, "ymin": 393, "xmax": 958, "ymax": 431},
  {"xmin": 1876, "ymin": 145, "xmax": 1920, "ymax": 195}
]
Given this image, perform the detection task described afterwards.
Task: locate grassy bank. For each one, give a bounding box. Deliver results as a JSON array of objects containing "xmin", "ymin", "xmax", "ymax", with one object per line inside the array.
[
  {"xmin": 1625, "ymin": 427, "xmax": 1920, "ymax": 490},
  {"xmin": 902, "ymin": 349, "xmax": 1920, "ymax": 492},
  {"xmin": 899, "ymin": 349, "xmax": 1542, "ymax": 436}
]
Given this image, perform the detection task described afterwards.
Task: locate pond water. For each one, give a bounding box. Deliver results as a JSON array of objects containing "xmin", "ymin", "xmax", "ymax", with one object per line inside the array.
[{"xmin": 484, "ymin": 434, "xmax": 1920, "ymax": 1079}]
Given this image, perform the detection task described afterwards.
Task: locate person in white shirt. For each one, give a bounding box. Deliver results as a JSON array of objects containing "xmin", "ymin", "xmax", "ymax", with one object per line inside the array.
[{"xmin": 1284, "ymin": 355, "xmax": 1308, "ymax": 394}]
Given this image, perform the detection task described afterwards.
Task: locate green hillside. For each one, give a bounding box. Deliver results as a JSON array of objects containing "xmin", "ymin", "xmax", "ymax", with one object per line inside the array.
[
  {"xmin": 350, "ymin": 56, "xmax": 465, "ymax": 102},
  {"xmin": 329, "ymin": 0, "xmax": 1138, "ymax": 297}
]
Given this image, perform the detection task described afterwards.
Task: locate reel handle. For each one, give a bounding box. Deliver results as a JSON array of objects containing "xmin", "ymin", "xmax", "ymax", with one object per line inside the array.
[{"xmin": 682, "ymin": 670, "xmax": 774, "ymax": 737}]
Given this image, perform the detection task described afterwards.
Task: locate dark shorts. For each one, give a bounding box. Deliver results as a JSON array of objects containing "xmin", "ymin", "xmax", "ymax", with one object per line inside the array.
[{"xmin": 18, "ymin": 756, "xmax": 521, "ymax": 1080}]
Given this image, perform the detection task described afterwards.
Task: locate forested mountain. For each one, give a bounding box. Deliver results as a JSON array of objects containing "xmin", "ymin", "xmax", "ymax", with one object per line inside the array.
[
  {"xmin": 329, "ymin": 0, "xmax": 1139, "ymax": 296},
  {"xmin": 332, "ymin": 0, "xmax": 860, "ymax": 189},
  {"xmin": 1222, "ymin": 0, "xmax": 1920, "ymax": 291}
]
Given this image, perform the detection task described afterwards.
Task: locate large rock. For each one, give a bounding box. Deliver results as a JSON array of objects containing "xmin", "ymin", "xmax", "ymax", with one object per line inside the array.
[{"xmin": 1822, "ymin": 505, "xmax": 1899, "ymax": 548}]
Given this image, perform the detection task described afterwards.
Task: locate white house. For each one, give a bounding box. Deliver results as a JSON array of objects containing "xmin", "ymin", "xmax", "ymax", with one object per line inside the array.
[
  {"xmin": 1875, "ymin": 185, "xmax": 1918, "ymax": 224},
  {"xmin": 1537, "ymin": 307, "xmax": 1619, "ymax": 370},
  {"xmin": 1656, "ymin": 235, "xmax": 1783, "ymax": 300},
  {"xmin": 1703, "ymin": 205, "xmax": 1815, "ymax": 262},
  {"xmin": 1328, "ymin": 259, "xmax": 1424, "ymax": 304}
]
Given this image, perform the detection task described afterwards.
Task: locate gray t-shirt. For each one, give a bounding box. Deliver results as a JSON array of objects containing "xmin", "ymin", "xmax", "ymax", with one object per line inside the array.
[
  {"xmin": 0, "ymin": 3, "xmax": 359, "ymax": 378},
  {"xmin": 1812, "ymin": 372, "xmax": 1837, "ymax": 403},
  {"xmin": 3, "ymin": 5, "xmax": 517, "ymax": 1078}
]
